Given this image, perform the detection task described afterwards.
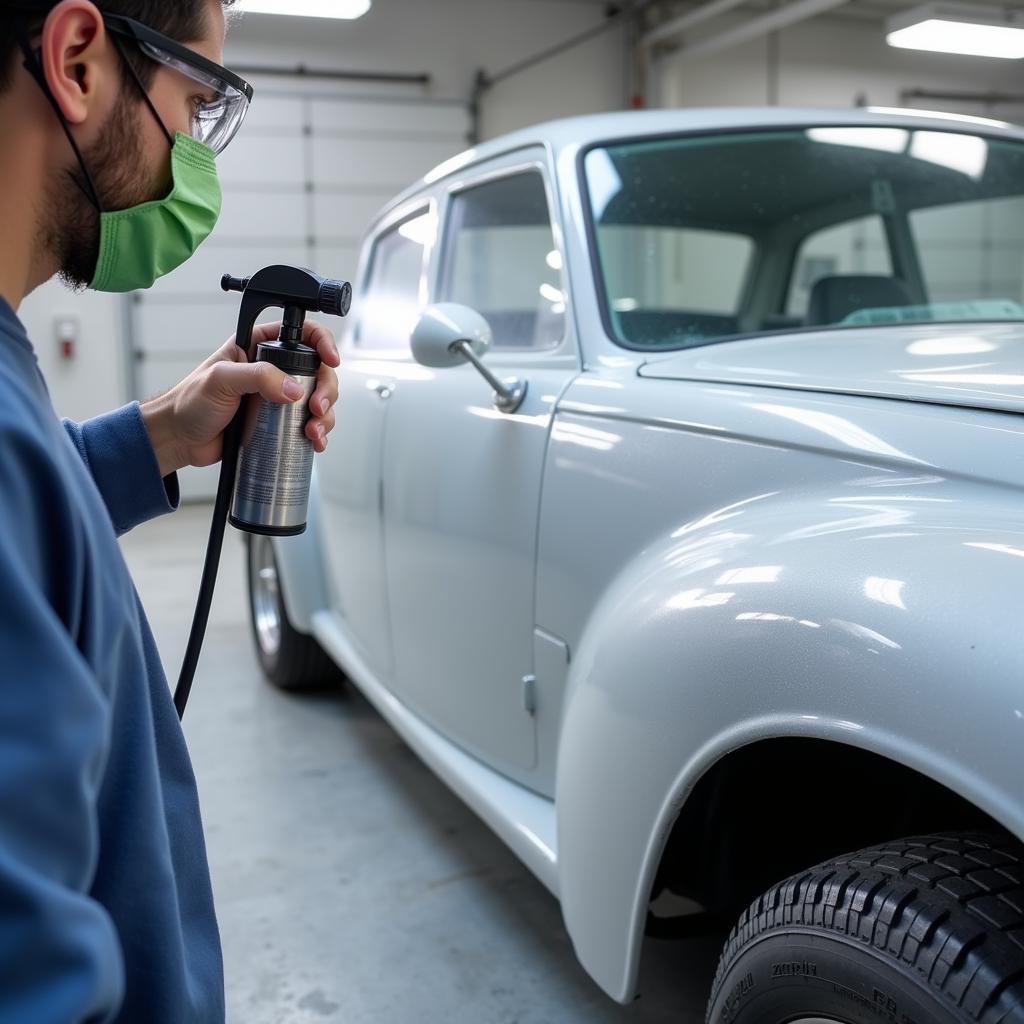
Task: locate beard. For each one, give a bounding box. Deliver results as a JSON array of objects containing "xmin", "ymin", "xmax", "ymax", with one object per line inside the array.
[{"xmin": 44, "ymin": 94, "xmax": 153, "ymax": 291}]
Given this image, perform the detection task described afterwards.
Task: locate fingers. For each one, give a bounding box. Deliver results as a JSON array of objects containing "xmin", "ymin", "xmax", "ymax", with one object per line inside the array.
[
  {"xmin": 305, "ymin": 407, "xmax": 336, "ymax": 453},
  {"xmin": 305, "ymin": 321, "xmax": 340, "ymax": 367},
  {"xmin": 306, "ymin": 362, "xmax": 339, "ymax": 452},
  {"xmin": 310, "ymin": 362, "xmax": 339, "ymax": 419},
  {"xmin": 209, "ymin": 360, "xmax": 305, "ymax": 405}
]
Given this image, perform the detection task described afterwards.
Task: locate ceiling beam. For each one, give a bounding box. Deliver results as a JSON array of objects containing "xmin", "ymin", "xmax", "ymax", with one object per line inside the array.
[
  {"xmin": 653, "ymin": 0, "xmax": 851, "ymax": 58},
  {"xmin": 641, "ymin": 0, "xmax": 751, "ymax": 48}
]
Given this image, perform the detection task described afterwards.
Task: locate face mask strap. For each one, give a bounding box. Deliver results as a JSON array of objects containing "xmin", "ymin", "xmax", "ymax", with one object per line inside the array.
[
  {"xmin": 16, "ymin": 22, "xmax": 104, "ymax": 213},
  {"xmin": 107, "ymin": 32, "xmax": 175, "ymax": 151}
]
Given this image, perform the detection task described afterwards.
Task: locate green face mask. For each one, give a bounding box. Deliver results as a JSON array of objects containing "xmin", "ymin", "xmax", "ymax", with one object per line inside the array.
[{"xmin": 90, "ymin": 132, "xmax": 222, "ymax": 294}]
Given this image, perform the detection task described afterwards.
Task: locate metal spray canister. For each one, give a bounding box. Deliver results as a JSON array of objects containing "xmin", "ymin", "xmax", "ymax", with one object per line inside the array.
[{"xmin": 229, "ymin": 308, "xmax": 321, "ymax": 536}]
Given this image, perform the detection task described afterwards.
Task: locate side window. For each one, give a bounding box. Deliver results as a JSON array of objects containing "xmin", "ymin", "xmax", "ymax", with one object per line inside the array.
[
  {"xmin": 911, "ymin": 196, "xmax": 1024, "ymax": 304},
  {"xmin": 787, "ymin": 215, "xmax": 892, "ymax": 317},
  {"xmin": 596, "ymin": 225, "xmax": 753, "ymax": 345},
  {"xmin": 598, "ymin": 226, "xmax": 752, "ymax": 314},
  {"xmin": 440, "ymin": 171, "xmax": 564, "ymax": 351},
  {"xmin": 357, "ymin": 209, "xmax": 434, "ymax": 349}
]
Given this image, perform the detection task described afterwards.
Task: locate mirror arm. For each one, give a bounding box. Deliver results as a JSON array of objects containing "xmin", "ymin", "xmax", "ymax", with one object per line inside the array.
[{"xmin": 451, "ymin": 340, "xmax": 528, "ymax": 413}]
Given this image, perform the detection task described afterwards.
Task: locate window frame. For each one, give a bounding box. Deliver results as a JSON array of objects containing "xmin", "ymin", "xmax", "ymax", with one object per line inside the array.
[{"xmin": 435, "ymin": 156, "xmax": 572, "ymax": 359}]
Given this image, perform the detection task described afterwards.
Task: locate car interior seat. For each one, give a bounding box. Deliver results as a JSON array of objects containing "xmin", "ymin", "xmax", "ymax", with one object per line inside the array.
[{"xmin": 806, "ymin": 275, "xmax": 913, "ymax": 326}]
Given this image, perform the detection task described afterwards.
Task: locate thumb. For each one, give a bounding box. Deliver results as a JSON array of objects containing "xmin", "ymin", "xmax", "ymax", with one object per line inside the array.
[{"xmin": 209, "ymin": 360, "xmax": 305, "ymax": 405}]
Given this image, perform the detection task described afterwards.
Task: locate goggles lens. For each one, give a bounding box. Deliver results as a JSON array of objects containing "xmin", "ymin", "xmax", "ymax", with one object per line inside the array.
[{"xmin": 138, "ymin": 40, "xmax": 250, "ymax": 155}]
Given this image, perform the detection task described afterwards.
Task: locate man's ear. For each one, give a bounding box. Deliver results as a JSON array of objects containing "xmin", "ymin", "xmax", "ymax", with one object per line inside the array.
[{"xmin": 38, "ymin": 0, "xmax": 112, "ymax": 127}]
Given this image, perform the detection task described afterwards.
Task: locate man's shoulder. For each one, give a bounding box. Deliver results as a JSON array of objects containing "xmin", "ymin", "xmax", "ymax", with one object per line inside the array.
[
  {"xmin": 0, "ymin": 351, "xmax": 74, "ymax": 506},
  {"xmin": 0, "ymin": 339, "xmax": 52, "ymax": 425}
]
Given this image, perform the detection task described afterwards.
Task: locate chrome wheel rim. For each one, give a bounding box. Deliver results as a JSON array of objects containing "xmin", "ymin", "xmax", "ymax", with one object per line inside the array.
[{"xmin": 252, "ymin": 535, "xmax": 282, "ymax": 657}]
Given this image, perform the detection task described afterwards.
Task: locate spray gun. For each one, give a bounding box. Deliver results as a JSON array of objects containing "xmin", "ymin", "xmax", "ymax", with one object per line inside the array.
[{"xmin": 173, "ymin": 265, "xmax": 352, "ymax": 719}]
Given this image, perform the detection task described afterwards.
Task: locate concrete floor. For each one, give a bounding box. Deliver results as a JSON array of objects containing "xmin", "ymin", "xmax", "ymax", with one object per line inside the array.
[{"xmin": 121, "ymin": 503, "xmax": 727, "ymax": 1024}]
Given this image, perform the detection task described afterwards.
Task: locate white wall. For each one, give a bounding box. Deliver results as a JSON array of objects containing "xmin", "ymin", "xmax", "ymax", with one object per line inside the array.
[
  {"xmin": 655, "ymin": 13, "xmax": 1024, "ymax": 122},
  {"xmin": 17, "ymin": 287, "xmax": 127, "ymax": 424}
]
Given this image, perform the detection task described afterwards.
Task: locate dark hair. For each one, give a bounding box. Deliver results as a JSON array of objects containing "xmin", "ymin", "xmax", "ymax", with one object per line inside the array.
[{"xmin": 0, "ymin": 1, "xmax": 236, "ymax": 92}]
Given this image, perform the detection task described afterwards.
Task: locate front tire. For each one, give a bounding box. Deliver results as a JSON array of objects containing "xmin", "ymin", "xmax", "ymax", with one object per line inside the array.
[
  {"xmin": 706, "ymin": 833, "xmax": 1024, "ymax": 1024},
  {"xmin": 246, "ymin": 534, "xmax": 345, "ymax": 691}
]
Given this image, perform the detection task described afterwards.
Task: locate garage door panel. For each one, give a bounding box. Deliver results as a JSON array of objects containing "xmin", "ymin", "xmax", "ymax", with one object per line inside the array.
[
  {"xmin": 238, "ymin": 95, "xmax": 306, "ymax": 134},
  {"xmin": 218, "ymin": 131, "xmax": 306, "ymax": 186},
  {"xmin": 135, "ymin": 303, "xmax": 242, "ymax": 362},
  {"xmin": 313, "ymin": 245, "xmax": 362, "ymax": 288},
  {"xmin": 312, "ymin": 192, "xmax": 390, "ymax": 242},
  {"xmin": 153, "ymin": 242, "xmax": 311, "ymax": 296},
  {"xmin": 310, "ymin": 98, "xmax": 469, "ymax": 138},
  {"xmin": 311, "ymin": 136, "xmax": 455, "ymax": 189},
  {"xmin": 217, "ymin": 189, "xmax": 307, "ymax": 241}
]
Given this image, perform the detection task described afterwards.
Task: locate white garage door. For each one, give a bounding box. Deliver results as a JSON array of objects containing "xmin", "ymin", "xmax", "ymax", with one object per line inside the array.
[{"xmin": 130, "ymin": 84, "xmax": 470, "ymax": 499}]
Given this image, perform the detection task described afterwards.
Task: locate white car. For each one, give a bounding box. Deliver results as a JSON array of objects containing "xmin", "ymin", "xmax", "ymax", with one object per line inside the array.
[{"xmin": 248, "ymin": 107, "xmax": 1024, "ymax": 1023}]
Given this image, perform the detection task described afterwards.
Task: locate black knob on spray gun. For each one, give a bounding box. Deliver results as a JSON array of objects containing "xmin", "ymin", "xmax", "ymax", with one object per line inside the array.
[{"xmin": 174, "ymin": 266, "xmax": 352, "ymax": 719}]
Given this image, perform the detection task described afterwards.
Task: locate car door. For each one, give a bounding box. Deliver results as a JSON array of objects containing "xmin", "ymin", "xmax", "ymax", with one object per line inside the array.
[
  {"xmin": 318, "ymin": 202, "xmax": 436, "ymax": 683},
  {"xmin": 380, "ymin": 153, "xmax": 580, "ymax": 778}
]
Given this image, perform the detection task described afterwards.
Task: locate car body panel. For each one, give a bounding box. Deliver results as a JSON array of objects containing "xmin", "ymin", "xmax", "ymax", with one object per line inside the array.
[
  {"xmin": 270, "ymin": 467, "xmax": 330, "ymax": 635},
  {"xmin": 639, "ymin": 322, "xmax": 1024, "ymax": 416},
  {"xmin": 536, "ymin": 372, "xmax": 1024, "ymax": 999},
  {"xmin": 380, "ymin": 359, "xmax": 575, "ymax": 780},
  {"xmin": 310, "ymin": 606, "xmax": 560, "ymax": 894},
  {"xmin": 317, "ymin": 356, "xmax": 396, "ymax": 680}
]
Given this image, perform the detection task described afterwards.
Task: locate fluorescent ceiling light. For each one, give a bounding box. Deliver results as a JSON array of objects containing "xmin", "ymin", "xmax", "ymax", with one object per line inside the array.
[
  {"xmin": 807, "ymin": 127, "xmax": 909, "ymax": 152},
  {"xmin": 909, "ymin": 130, "xmax": 988, "ymax": 177},
  {"xmin": 240, "ymin": 0, "xmax": 371, "ymax": 19},
  {"xmin": 887, "ymin": 3, "xmax": 1024, "ymax": 58}
]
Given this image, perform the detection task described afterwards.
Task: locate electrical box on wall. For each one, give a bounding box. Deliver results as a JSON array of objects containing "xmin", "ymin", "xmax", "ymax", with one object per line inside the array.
[{"xmin": 55, "ymin": 315, "xmax": 79, "ymax": 362}]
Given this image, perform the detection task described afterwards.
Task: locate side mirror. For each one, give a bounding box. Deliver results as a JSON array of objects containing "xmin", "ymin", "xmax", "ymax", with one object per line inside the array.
[
  {"xmin": 411, "ymin": 303, "xmax": 528, "ymax": 413},
  {"xmin": 411, "ymin": 303, "xmax": 492, "ymax": 368}
]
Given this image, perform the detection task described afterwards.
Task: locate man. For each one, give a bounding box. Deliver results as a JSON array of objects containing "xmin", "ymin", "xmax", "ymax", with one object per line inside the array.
[{"xmin": 0, "ymin": 1, "xmax": 340, "ymax": 1020}]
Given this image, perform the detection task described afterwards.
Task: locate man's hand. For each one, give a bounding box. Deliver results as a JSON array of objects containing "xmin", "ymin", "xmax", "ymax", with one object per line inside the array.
[{"xmin": 140, "ymin": 320, "xmax": 340, "ymax": 478}]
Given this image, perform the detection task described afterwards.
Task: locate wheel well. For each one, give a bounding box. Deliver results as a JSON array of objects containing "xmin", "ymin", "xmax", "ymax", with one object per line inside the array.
[{"xmin": 650, "ymin": 738, "xmax": 1012, "ymax": 919}]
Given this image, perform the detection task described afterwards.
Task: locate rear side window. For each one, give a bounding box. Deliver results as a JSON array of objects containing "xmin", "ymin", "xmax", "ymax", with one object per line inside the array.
[
  {"xmin": 440, "ymin": 170, "xmax": 564, "ymax": 351},
  {"xmin": 787, "ymin": 215, "xmax": 892, "ymax": 317},
  {"xmin": 596, "ymin": 224, "xmax": 753, "ymax": 343},
  {"xmin": 911, "ymin": 195, "xmax": 1024, "ymax": 304},
  {"xmin": 357, "ymin": 209, "xmax": 434, "ymax": 349}
]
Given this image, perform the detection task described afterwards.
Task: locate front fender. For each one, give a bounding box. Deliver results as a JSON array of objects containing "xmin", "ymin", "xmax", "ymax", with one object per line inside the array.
[
  {"xmin": 269, "ymin": 468, "xmax": 330, "ymax": 634},
  {"xmin": 554, "ymin": 494, "xmax": 1024, "ymax": 1003}
]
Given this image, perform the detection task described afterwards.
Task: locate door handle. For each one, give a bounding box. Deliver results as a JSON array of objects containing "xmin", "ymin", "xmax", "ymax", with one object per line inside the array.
[{"xmin": 366, "ymin": 380, "xmax": 394, "ymax": 400}]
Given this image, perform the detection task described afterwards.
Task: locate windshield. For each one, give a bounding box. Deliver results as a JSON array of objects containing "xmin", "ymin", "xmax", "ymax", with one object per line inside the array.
[{"xmin": 584, "ymin": 127, "xmax": 1024, "ymax": 351}]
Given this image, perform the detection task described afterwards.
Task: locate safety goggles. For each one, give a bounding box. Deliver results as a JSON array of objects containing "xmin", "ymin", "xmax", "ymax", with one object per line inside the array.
[{"xmin": 103, "ymin": 14, "xmax": 254, "ymax": 155}]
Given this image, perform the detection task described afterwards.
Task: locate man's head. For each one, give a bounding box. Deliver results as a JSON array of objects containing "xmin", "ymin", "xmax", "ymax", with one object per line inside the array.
[{"xmin": 0, "ymin": 0, "xmax": 237, "ymax": 295}]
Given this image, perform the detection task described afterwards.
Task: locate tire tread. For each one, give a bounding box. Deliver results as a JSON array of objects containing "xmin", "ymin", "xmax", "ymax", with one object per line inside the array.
[{"xmin": 706, "ymin": 833, "xmax": 1024, "ymax": 1023}]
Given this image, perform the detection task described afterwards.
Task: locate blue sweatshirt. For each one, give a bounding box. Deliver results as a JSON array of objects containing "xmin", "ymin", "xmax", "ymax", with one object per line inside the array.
[{"xmin": 0, "ymin": 297, "xmax": 224, "ymax": 1023}]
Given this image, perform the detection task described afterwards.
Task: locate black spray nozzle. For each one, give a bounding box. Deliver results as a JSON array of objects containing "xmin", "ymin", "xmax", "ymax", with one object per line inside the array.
[
  {"xmin": 221, "ymin": 274, "xmax": 250, "ymax": 293},
  {"xmin": 222, "ymin": 265, "xmax": 353, "ymax": 357},
  {"xmin": 318, "ymin": 279, "xmax": 352, "ymax": 318},
  {"xmin": 222, "ymin": 266, "xmax": 351, "ymax": 317}
]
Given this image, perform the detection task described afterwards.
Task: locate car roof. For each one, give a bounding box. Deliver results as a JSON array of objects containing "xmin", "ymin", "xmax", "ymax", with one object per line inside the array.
[{"xmin": 374, "ymin": 106, "xmax": 1024, "ymax": 229}]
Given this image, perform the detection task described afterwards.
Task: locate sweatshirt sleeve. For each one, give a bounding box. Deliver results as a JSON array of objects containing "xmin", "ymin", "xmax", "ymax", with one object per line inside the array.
[
  {"xmin": 63, "ymin": 402, "xmax": 180, "ymax": 537},
  {"xmin": 0, "ymin": 427, "xmax": 126, "ymax": 1022}
]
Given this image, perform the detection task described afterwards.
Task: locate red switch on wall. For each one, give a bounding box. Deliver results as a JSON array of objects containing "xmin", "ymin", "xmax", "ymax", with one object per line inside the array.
[{"xmin": 56, "ymin": 317, "xmax": 78, "ymax": 361}]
